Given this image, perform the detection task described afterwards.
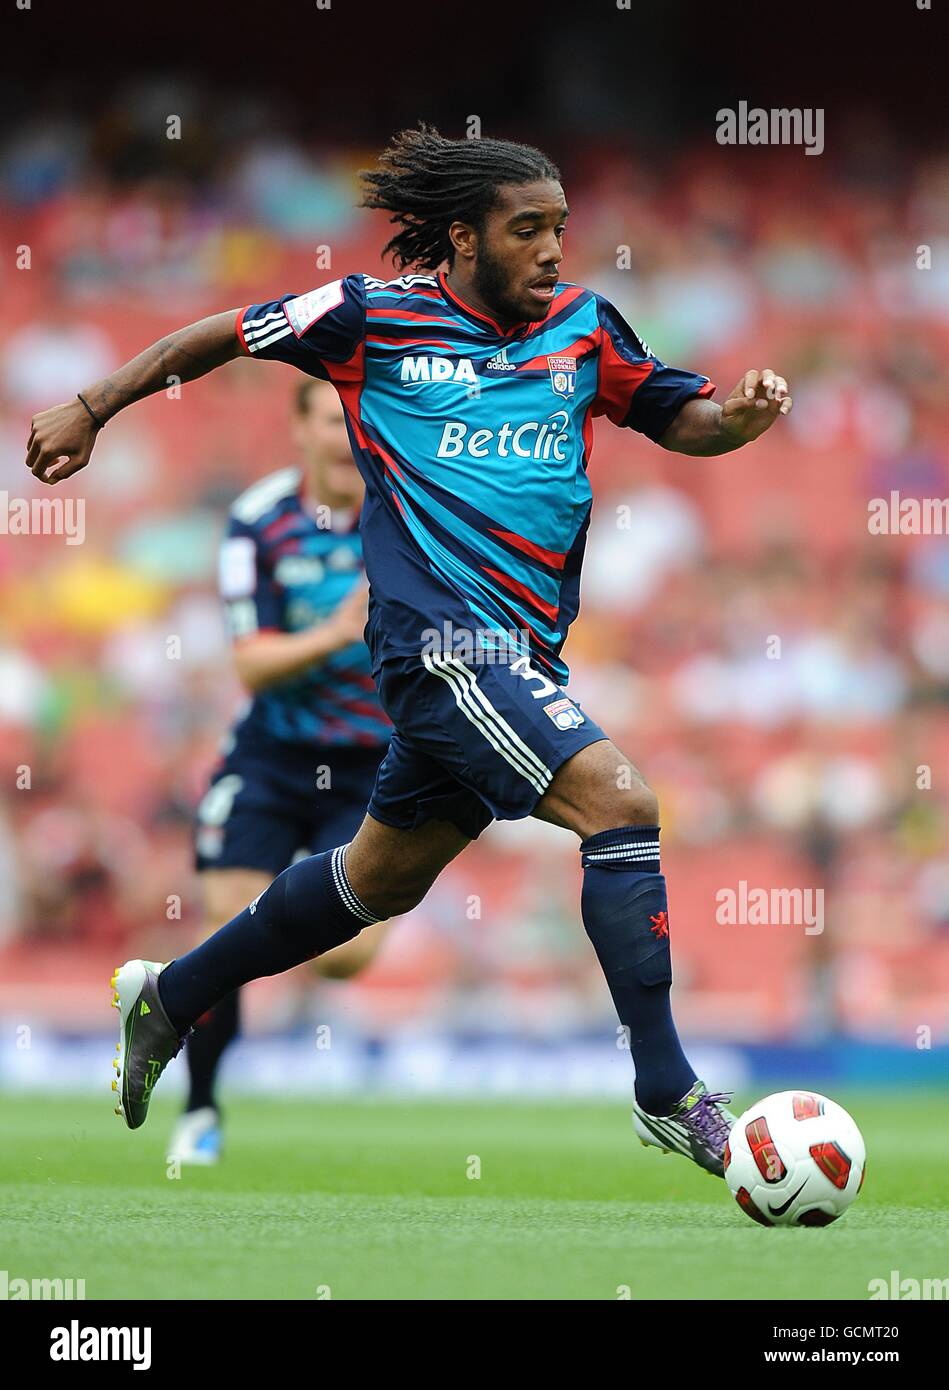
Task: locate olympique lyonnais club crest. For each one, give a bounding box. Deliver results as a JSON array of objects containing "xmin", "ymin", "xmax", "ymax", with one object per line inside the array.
[
  {"xmin": 543, "ymin": 697, "xmax": 585, "ymax": 730},
  {"xmin": 547, "ymin": 355, "xmax": 577, "ymax": 399}
]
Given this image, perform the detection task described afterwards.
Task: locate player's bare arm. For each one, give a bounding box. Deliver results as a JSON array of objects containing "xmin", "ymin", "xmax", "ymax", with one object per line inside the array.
[
  {"xmin": 25, "ymin": 310, "xmax": 243, "ymax": 485},
  {"xmin": 659, "ymin": 367, "xmax": 792, "ymax": 455},
  {"xmin": 232, "ymin": 584, "xmax": 370, "ymax": 693}
]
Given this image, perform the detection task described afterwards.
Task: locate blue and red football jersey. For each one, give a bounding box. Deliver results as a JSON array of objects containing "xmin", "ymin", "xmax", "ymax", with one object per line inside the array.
[
  {"xmin": 237, "ymin": 274, "xmax": 714, "ymax": 685},
  {"xmin": 220, "ymin": 466, "xmax": 391, "ymax": 748}
]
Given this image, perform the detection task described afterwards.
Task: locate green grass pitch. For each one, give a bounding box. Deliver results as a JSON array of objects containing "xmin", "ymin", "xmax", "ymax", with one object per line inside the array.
[{"xmin": 1, "ymin": 1091, "xmax": 946, "ymax": 1300}]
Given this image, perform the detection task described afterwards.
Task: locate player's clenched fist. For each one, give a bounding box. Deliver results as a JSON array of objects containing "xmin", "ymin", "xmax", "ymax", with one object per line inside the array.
[
  {"xmin": 720, "ymin": 368, "xmax": 792, "ymax": 446},
  {"xmin": 25, "ymin": 399, "xmax": 101, "ymax": 485}
]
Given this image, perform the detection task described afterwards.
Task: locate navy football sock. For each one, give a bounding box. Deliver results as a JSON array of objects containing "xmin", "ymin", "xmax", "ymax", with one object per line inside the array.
[
  {"xmin": 185, "ymin": 989, "xmax": 240, "ymax": 1113},
  {"xmin": 580, "ymin": 826, "xmax": 696, "ymax": 1116},
  {"xmin": 158, "ymin": 848, "xmax": 379, "ymax": 1034}
]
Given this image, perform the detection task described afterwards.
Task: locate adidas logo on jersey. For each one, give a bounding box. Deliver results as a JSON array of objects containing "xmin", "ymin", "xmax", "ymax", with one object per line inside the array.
[
  {"xmin": 400, "ymin": 355, "xmax": 477, "ymax": 386},
  {"xmin": 485, "ymin": 346, "xmax": 517, "ymax": 373}
]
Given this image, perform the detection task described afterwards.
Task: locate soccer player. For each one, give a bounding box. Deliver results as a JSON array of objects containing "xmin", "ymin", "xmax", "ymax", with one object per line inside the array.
[
  {"xmin": 27, "ymin": 128, "xmax": 793, "ymax": 1178},
  {"xmin": 171, "ymin": 379, "xmax": 392, "ymax": 1164}
]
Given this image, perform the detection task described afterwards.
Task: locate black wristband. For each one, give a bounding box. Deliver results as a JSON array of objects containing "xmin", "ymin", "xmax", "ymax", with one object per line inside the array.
[{"xmin": 76, "ymin": 393, "xmax": 105, "ymax": 429}]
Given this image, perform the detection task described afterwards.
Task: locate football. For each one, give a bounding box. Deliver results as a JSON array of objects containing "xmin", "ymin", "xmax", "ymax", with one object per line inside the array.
[{"xmin": 724, "ymin": 1091, "xmax": 866, "ymax": 1227}]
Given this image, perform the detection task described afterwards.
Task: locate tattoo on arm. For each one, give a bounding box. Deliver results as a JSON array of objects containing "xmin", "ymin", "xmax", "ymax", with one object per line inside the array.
[{"xmin": 84, "ymin": 311, "xmax": 243, "ymax": 422}]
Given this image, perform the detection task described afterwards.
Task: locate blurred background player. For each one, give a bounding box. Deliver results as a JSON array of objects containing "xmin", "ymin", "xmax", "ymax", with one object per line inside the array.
[{"xmin": 169, "ymin": 379, "xmax": 391, "ymax": 1163}]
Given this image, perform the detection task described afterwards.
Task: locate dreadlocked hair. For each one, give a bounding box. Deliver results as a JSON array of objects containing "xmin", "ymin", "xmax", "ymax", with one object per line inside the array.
[{"xmin": 359, "ymin": 124, "xmax": 560, "ymax": 271}]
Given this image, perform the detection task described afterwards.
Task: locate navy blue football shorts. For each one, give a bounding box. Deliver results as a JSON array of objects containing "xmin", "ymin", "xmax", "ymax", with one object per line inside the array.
[
  {"xmin": 194, "ymin": 724, "xmax": 385, "ymax": 874},
  {"xmin": 367, "ymin": 652, "xmax": 609, "ymax": 841}
]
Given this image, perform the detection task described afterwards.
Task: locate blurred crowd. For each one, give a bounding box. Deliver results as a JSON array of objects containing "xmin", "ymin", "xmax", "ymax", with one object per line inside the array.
[{"xmin": 1, "ymin": 86, "xmax": 948, "ymax": 1041}]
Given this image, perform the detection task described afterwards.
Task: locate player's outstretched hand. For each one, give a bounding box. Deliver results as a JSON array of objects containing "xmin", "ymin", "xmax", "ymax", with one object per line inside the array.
[
  {"xmin": 721, "ymin": 369, "xmax": 792, "ymax": 446},
  {"xmin": 26, "ymin": 399, "xmax": 101, "ymax": 485}
]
